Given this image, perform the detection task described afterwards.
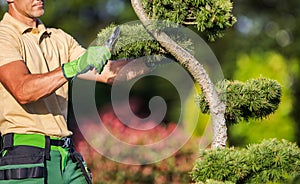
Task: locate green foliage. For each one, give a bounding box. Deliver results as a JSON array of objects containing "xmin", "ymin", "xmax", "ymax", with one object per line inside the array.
[
  {"xmin": 228, "ymin": 51, "xmax": 297, "ymax": 146},
  {"xmin": 141, "ymin": 0, "xmax": 236, "ymax": 41},
  {"xmin": 191, "ymin": 138, "xmax": 300, "ymax": 184},
  {"xmin": 196, "ymin": 77, "xmax": 281, "ymax": 125},
  {"xmin": 96, "ymin": 23, "xmax": 194, "ymax": 60},
  {"xmin": 97, "ymin": 24, "xmax": 162, "ymax": 60}
]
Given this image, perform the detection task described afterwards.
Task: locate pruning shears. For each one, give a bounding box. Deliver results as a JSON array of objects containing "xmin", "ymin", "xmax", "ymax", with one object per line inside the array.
[
  {"xmin": 104, "ymin": 26, "xmax": 121, "ymax": 53},
  {"xmin": 71, "ymin": 26, "xmax": 121, "ymax": 80}
]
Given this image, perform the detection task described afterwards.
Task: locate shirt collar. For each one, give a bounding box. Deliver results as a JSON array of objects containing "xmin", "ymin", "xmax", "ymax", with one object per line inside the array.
[{"xmin": 2, "ymin": 12, "xmax": 48, "ymax": 35}]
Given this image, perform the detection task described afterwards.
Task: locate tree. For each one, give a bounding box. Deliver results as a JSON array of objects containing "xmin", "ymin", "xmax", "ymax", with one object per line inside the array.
[
  {"xmin": 95, "ymin": 0, "xmax": 285, "ymax": 149},
  {"xmin": 96, "ymin": 0, "xmax": 299, "ymax": 182},
  {"xmin": 97, "ymin": 0, "xmax": 237, "ymax": 148},
  {"xmin": 99, "ymin": 2, "xmax": 299, "ymax": 182},
  {"xmin": 131, "ymin": 0, "xmax": 232, "ymax": 148}
]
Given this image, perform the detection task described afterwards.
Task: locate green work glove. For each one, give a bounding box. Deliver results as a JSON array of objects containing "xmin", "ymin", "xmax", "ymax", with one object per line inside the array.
[{"xmin": 62, "ymin": 46, "xmax": 111, "ymax": 79}]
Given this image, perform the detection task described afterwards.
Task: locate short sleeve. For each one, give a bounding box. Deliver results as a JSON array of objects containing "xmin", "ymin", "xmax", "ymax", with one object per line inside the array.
[
  {"xmin": 54, "ymin": 29, "xmax": 86, "ymax": 62},
  {"xmin": 0, "ymin": 26, "xmax": 23, "ymax": 67},
  {"xmin": 67, "ymin": 32, "xmax": 86, "ymax": 61}
]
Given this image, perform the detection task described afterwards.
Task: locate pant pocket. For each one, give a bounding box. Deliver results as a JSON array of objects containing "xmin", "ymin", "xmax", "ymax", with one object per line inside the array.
[{"xmin": 0, "ymin": 146, "xmax": 45, "ymax": 181}]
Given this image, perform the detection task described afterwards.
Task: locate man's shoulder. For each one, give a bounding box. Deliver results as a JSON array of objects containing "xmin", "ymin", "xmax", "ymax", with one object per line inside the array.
[
  {"xmin": 0, "ymin": 13, "xmax": 22, "ymax": 35},
  {"xmin": 0, "ymin": 22, "xmax": 20, "ymax": 38},
  {"xmin": 0, "ymin": 21, "xmax": 13, "ymax": 30}
]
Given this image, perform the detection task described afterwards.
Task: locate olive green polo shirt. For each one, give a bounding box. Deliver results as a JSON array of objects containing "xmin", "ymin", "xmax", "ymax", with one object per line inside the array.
[{"xmin": 0, "ymin": 13, "xmax": 85, "ymax": 137}]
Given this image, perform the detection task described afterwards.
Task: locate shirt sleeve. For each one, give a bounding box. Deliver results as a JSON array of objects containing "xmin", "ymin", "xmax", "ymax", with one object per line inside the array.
[
  {"xmin": 0, "ymin": 26, "xmax": 23, "ymax": 67},
  {"xmin": 57, "ymin": 29, "xmax": 86, "ymax": 62}
]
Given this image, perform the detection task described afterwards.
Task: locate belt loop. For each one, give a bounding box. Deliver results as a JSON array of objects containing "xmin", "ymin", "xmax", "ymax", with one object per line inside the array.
[
  {"xmin": 45, "ymin": 136, "xmax": 51, "ymax": 160},
  {"xmin": 2, "ymin": 133, "xmax": 14, "ymax": 150},
  {"xmin": 0, "ymin": 133, "xmax": 2, "ymax": 151}
]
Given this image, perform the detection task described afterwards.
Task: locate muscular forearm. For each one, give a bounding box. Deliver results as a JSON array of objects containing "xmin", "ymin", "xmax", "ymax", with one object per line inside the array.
[
  {"xmin": 0, "ymin": 60, "xmax": 67, "ymax": 104},
  {"xmin": 78, "ymin": 59, "xmax": 152, "ymax": 84},
  {"xmin": 15, "ymin": 67, "xmax": 67, "ymax": 104}
]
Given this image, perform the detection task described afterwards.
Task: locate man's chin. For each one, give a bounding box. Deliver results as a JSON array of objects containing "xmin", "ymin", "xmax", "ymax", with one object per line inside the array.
[{"xmin": 32, "ymin": 10, "xmax": 44, "ymax": 18}]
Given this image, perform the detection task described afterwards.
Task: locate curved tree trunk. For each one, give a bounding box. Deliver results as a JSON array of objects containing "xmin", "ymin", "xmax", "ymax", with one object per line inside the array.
[{"xmin": 131, "ymin": 0, "xmax": 227, "ymax": 148}]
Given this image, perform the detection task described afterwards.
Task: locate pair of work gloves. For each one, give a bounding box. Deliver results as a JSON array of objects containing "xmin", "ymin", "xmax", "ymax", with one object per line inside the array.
[{"xmin": 62, "ymin": 46, "xmax": 111, "ymax": 79}]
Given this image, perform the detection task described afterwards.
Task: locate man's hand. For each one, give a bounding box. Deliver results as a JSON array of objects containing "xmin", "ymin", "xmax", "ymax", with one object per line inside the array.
[
  {"xmin": 62, "ymin": 46, "xmax": 111, "ymax": 79},
  {"xmin": 96, "ymin": 59, "xmax": 131, "ymax": 84},
  {"xmin": 79, "ymin": 58, "xmax": 152, "ymax": 84}
]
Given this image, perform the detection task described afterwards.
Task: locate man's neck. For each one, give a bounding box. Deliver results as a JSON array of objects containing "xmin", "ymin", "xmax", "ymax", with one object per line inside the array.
[{"xmin": 8, "ymin": 10, "xmax": 37, "ymax": 28}]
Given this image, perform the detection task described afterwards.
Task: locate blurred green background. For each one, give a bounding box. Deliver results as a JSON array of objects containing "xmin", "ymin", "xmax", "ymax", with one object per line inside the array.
[{"xmin": 1, "ymin": 0, "xmax": 299, "ymax": 147}]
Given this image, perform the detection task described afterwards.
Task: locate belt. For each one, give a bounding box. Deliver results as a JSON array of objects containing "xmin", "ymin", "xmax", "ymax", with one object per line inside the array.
[
  {"xmin": 1, "ymin": 133, "xmax": 72, "ymax": 150},
  {"xmin": 1, "ymin": 133, "xmax": 73, "ymax": 172}
]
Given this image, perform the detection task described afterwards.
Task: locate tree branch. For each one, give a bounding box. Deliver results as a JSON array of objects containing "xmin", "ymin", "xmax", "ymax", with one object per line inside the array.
[{"xmin": 131, "ymin": 0, "xmax": 227, "ymax": 148}]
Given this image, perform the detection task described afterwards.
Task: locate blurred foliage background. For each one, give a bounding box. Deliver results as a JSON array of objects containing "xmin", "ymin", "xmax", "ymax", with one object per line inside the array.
[
  {"xmin": 1, "ymin": 0, "xmax": 299, "ymax": 146},
  {"xmin": 1, "ymin": 0, "xmax": 300, "ymax": 183}
]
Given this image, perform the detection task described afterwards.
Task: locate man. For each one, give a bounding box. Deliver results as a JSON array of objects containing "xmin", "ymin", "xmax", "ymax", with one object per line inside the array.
[{"xmin": 0, "ymin": 0, "xmax": 141, "ymax": 183}]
